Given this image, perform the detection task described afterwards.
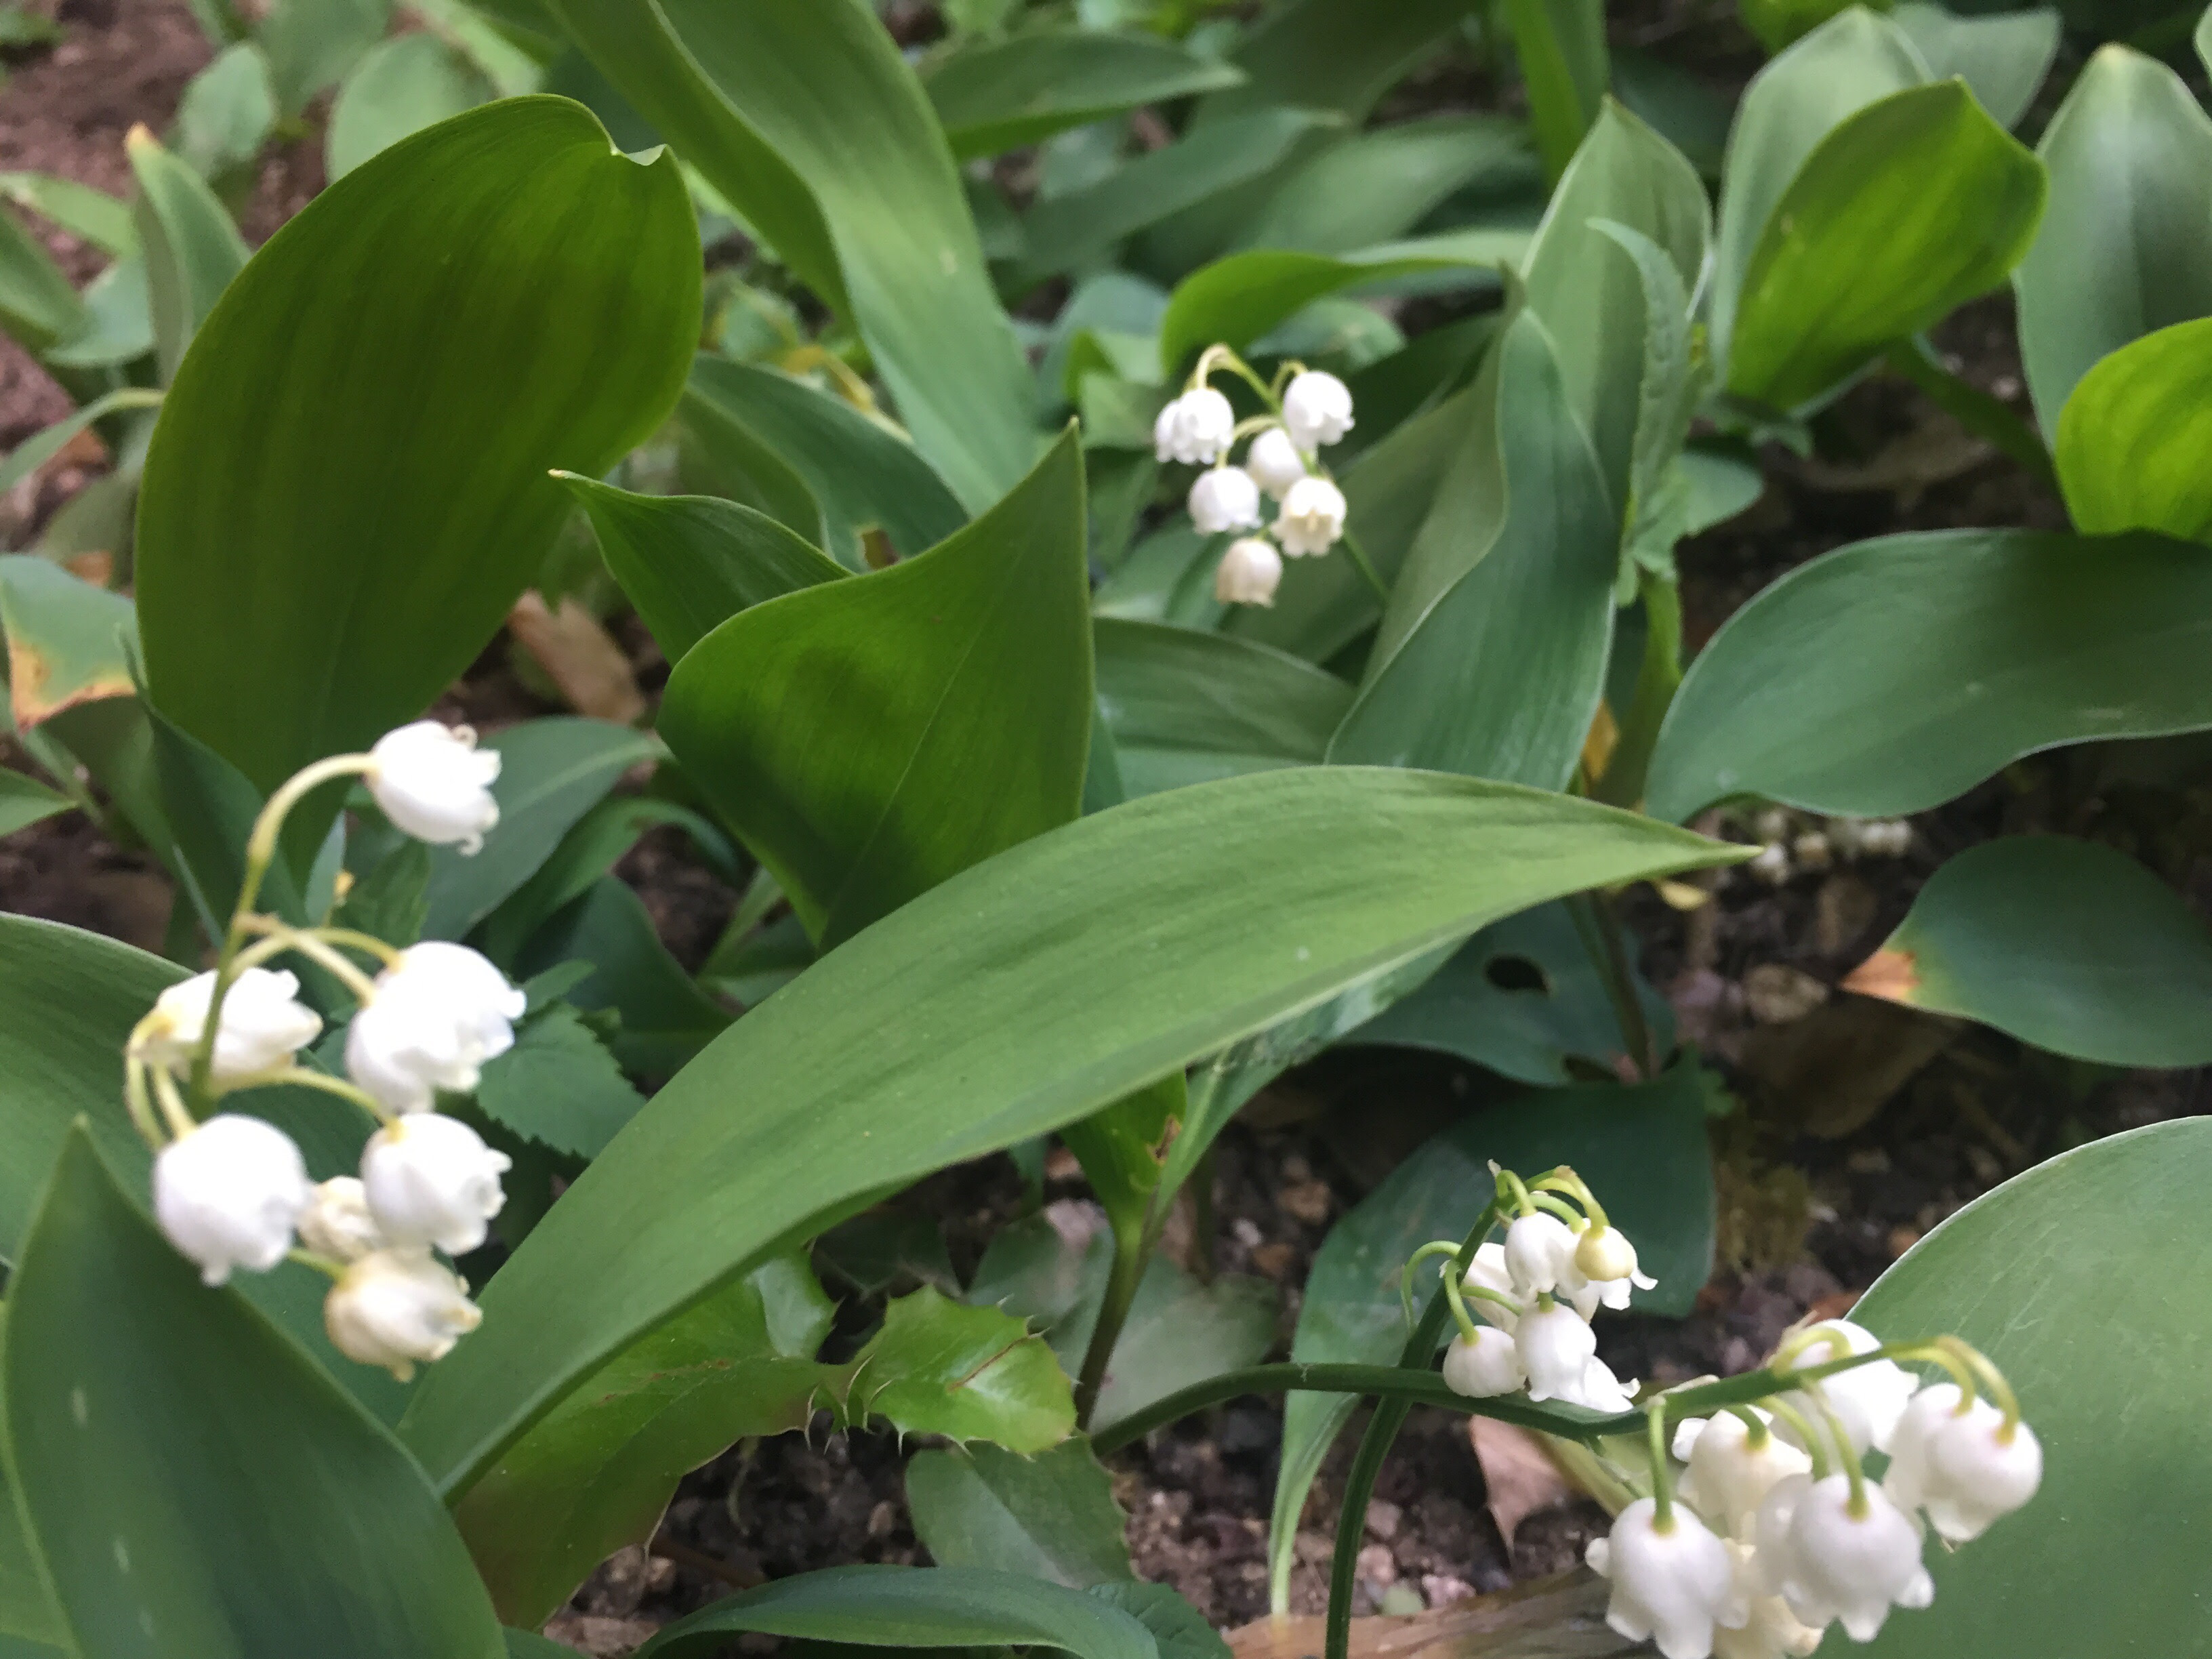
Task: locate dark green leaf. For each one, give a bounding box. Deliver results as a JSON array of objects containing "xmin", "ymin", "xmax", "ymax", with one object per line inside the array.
[
  {"xmin": 844, "ymin": 1287, "xmax": 1074, "ymax": 1452},
  {"xmin": 0, "ymin": 1351, "xmax": 63, "ymax": 1651},
  {"xmin": 125, "ymin": 125, "xmax": 249, "ymax": 386},
  {"xmin": 333, "ymin": 838, "xmax": 431, "ymax": 949},
  {"xmin": 516, "ymin": 877, "xmax": 731, "ymax": 1078},
  {"xmin": 475, "ymin": 1004, "xmax": 647, "ymax": 1159},
  {"xmin": 1069, "ymin": 1259, "xmax": 1275, "ymax": 1437},
  {"xmin": 924, "ymin": 33, "xmax": 1243, "ymax": 160},
  {"xmin": 1891, "ymin": 3, "xmax": 2058, "ymax": 130},
  {"xmin": 2055, "ymin": 316, "xmax": 2212, "ymax": 542},
  {"xmin": 1084, "ymin": 1586, "xmax": 1225, "ymax": 1659},
  {"xmin": 1504, "ymin": 0, "xmax": 1609, "ymax": 184},
  {"xmin": 327, "ymin": 32, "xmax": 495, "ymax": 180},
  {"xmin": 906, "ymin": 1441, "xmax": 1132, "ymax": 1588},
  {"xmin": 818, "ymin": 1213, "xmax": 958, "ymax": 1299}
]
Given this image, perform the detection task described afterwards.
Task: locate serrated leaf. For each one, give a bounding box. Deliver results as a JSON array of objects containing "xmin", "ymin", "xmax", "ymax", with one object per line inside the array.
[
  {"xmin": 475, "ymin": 1004, "xmax": 647, "ymax": 1160},
  {"xmin": 843, "ymin": 1288, "xmax": 1074, "ymax": 1452}
]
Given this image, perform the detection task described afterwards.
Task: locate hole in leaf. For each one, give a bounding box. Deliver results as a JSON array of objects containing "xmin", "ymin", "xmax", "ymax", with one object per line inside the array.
[{"xmin": 1482, "ymin": 954, "xmax": 1551, "ymax": 996}]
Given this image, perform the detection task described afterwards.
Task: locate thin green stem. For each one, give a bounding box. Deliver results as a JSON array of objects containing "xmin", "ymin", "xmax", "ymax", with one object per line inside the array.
[
  {"xmin": 1527, "ymin": 1191, "xmax": 1586, "ymax": 1227},
  {"xmin": 123, "ymin": 1058, "xmax": 165, "ymax": 1151},
  {"xmin": 1647, "ymin": 1402, "xmax": 1674, "ymax": 1530},
  {"xmin": 287, "ymin": 1247, "xmax": 348, "ymax": 1280},
  {"xmin": 1496, "ymin": 1168, "xmax": 1536, "ymax": 1216},
  {"xmin": 1726, "ymin": 1404, "xmax": 1771, "ymax": 1446},
  {"xmin": 1594, "ymin": 570, "xmax": 1682, "ymax": 811},
  {"xmin": 1883, "ymin": 339, "xmax": 2057, "ymax": 491},
  {"xmin": 1805, "ymin": 1382, "xmax": 1868, "ymax": 1515},
  {"xmin": 239, "ymin": 918, "xmax": 404, "ymax": 970},
  {"xmin": 1401, "ymin": 1241, "xmax": 1468, "ymax": 1327},
  {"xmin": 1338, "ymin": 527, "xmax": 1389, "ymax": 604},
  {"xmin": 1533, "ymin": 1170, "xmax": 1605, "ymax": 1229},
  {"xmin": 1762, "ymin": 1396, "xmax": 1830, "ymax": 1481},
  {"xmin": 1566, "ymin": 891, "xmax": 1656, "ymax": 1080},
  {"xmin": 215, "ymin": 1065, "xmax": 391, "ymax": 1126},
  {"xmin": 1073, "ymin": 1214, "xmax": 1149, "ymax": 1429},
  {"xmin": 150, "ymin": 1066, "xmax": 198, "ymax": 1141}
]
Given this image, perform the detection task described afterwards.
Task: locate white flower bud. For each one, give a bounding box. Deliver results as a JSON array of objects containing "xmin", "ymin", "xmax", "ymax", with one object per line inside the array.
[
  {"xmin": 1281, "ymin": 369, "xmax": 1354, "ymax": 449},
  {"xmin": 1673, "ymin": 1410, "xmax": 1811, "ymax": 1540},
  {"xmin": 1152, "ymin": 386, "xmax": 1235, "ymax": 465},
  {"xmin": 1584, "ymin": 1498, "xmax": 1746, "ymax": 1659},
  {"xmin": 1187, "ymin": 465, "xmax": 1263, "ymax": 534},
  {"xmin": 296, "ymin": 1176, "xmax": 385, "ymax": 1263},
  {"xmin": 1515, "ymin": 1298, "xmax": 1597, "ymax": 1405},
  {"xmin": 133, "ymin": 968, "xmax": 321, "ymax": 1082},
  {"xmin": 323, "ymin": 1249, "xmax": 482, "ymax": 1381},
  {"xmin": 152, "ymin": 1114, "xmax": 312, "ymax": 1286},
  {"xmin": 1503, "ymin": 1212, "xmax": 1582, "ymax": 1296},
  {"xmin": 1882, "ymin": 1383, "xmax": 2041, "ymax": 1542},
  {"xmin": 1462, "ymin": 1242, "xmax": 1520, "ymax": 1334},
  {"xmin": 1213, "ymin": 537, "xmax": 1283, "ymax": 607},
  {"xmin": 366, "ymin": 721, "xmax": 501, "ymax": 853},
  {"xmin": 1574, "ymin": 1225, "xmax": 1658, "ymax": 1313},
  {"xmin": 359, "ymin": 1112, "xmax": 510, "ymax": 1255},
  {"xmin": 1273, "ymin": 475, "xmax": 1347, "ymax": 556},
  {"xmin": 1441, "ymin": 1326, "xmax": 1525, "ymax": 1397},
  {"xmin": 1715, "ymin": 1542, "xmax": 1824, "ymax": 1659},
  {"xmin": 1244, "ymin": 424, "xmax": 1309, "ymax": 499},
  {"xmin": 1771, "ymin": 1474, "xmax": 1933, "ymax": 1642},
  {"xmin": 1771, "ymin": 1320, "xmax": 1917, "ymax": 1455},
  {"xmin": 346, "ymin": 942, "xmax": 527, "ymax": 1113}
]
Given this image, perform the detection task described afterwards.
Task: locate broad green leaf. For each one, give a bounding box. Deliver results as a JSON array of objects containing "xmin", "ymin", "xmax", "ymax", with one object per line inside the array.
[
  {"xmin": 0, "ymin": 173, "xmax": 134, "ymax": 258},
  {"xmin": 0, "ymin": 555, "xmax": 137, "ymax": 731},
  {"xmin": 516, "ymin": 877, "xmax": 730, "ymax": 1078},
  {"xmin": 562, "ymin": 476, "xmax": 846, "ymax": 663},
  {"xmin": 1723, "ymin": 81, "xmax": 2045, "ymax": 411},
  {"xmin": 1891, "ymin": 3, "xmax": 2058, "ymax": 130},
  {"xmin": 636, "ymin": 1565, "xmax": 1159, "ymax": 1659},
  {"xmin": 2014, "ymin": 45, "xmax": 2212, "ymax": 433},
  {"xmin": 845, "ymin": 1288, "xmax": 1074, "ymax": 1451},
  {"xmin": 0, "ymin": 390, "xmax": 163, "ymax": 501},
  {"xmin": 1849, "ymin": 1118, "xmax": 2212, "ymax": 1659},
  {"xmin": 1645, "ymin": 529, "xmax": 2212, "ymax": 822},
  {"xmin": 172, "ymin": 41, "xmax": 279, "ymax": 178},
  {"xmin": 906, "ymin": 1441, "xmax": 1132, "ymax": 1588},
  {"xmin": 1845, "ymin": 836, "xmax": 2212, "ymax": 1066},
  {"xmin": 398, "ymin": 769, "xmax": 1745, "ymax": 1500},
  {"xmin": 2055, "ymin": 316, "xmax": 2212, "ymax": 542},
  {"xmin": 327, "ymin": 32, "xmax": 495, "ymax": 180},
  {"xmin": 1065, "ymin": 1258, "xmax": 1275, "ymax": 1436},
  {"xmin": 659, "ymin": 433, "xmax": 1090, "ymax": 949},
  {"xmin": 476, "ymin": 1004, "xmax": 646, "ymax": 1159},
  {"xmin": 5, "ymin": 1132, "xmax": 505, "ymax": 1659},
  {"xmin": 1266, "ymin": 1065, "xmax": 1713, "ymax": 1608},
  {"xmin": 260, "ymin": 0, "xmax": 391, "ymax": 115},
  {"xmin": 547, "ymin": 0, "xmax": 1034, "ymax": 512},
  {"xmin": 125, "ymin": 127, "xmax": 249, "ymax": 386},
  {"xmin": 453, "ymin": 1255, "xmax": 833, "ymax": 1627},
  {"xmin": 0, "ymin": 204, "xmax": 83, "ymax": 355},
  {"xmin": 0, "ymin": 1342, "xmax": 63, "ymax": 1650},
  {"xmin": 1094, "ymin": 618, "xmax": 1351, "ymax": 800},
  {"xmin": 923, "ymin": 33, "xmax": 1243, "ymax": 160},
  {"xmin": 136, "ymin": 98, "xmax": 699, "ymax": 796},
  {"xmin": 1739, "ymin": 0, "xmax": 1876, "ymax": 52}
]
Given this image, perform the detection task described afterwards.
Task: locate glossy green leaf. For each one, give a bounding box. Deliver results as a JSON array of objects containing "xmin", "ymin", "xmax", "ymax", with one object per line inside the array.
[
  {"xmin": 0, "ymin": 555, "xmax": 137, "ymax": 731},
  {"xmin": 1847, "ymin": 836, "xmax": 2212, "ymax": 1066},
  {"xmin": 172, "ymin": 41, "xmax": 279, "ymax": 178},
  {"xmin": 1850, "ymin": 1118, "xmax": 2212, "ymax": 1659},
  {"xmin": 846, "ymin": 1288, "xmax": 1075, "ymax": 1451},
  {"xmin": 1891, "ymin": 3, "xmax": 2057, "ymax": 130},
  {"xmin": 399, "ymin": 768, "xmax": 1744, "ymax": 1500},
  {"xmin": 327, "ymin": 32, "xmax": 495, "ymax": 180},
  {"xmin": 636, "ymin": 1565, "xmax": 1159, "ymax": 1659},
  {"xmin": 548, "ymin": 0, "xmax": 1033, "ymax": 512},
  {"xmin": 1724, "ymin": 81, "xmax": 2045, "ymax": 411},
  {"xmin": 475, "ymin": 1004, "xmax": 646, "ymax": 1159},
  {"xmin": 924, "ymin": 33, "xmax": 1243, "ymax": 160},
  {"xmin": 136, "ymin": 97, "xmax": 699, "ymax": 796},
  {"xmin": 0, "ymin": 173, "xmax": 133, "ymax": 259},
  {"xmin": 1646, "ymin": 529, "xmax": 2212, "ymax": 821},
  {"xmin": 562, "ymin": 476, "xmax": 846, "ymax": 663},
  {"xmin": 2055, "ymin": 316, "xmax": 2212, "ymax": 542},
  {"xmin": 1094, "ymin": 619, "xmax": 1351, "ymax": 800},
  {"xmin": 7, "ymin": 1132, "xmax": 504, "ymax": 1659},
  {"xmin": 126, "ymin": 127, "xmax": 249, "ymax": 386},
  {"xmin": 659, "ymin": 432, "xmax": 1090, "ymax": 949},
  {"xmin": 453, "ymin": 1255, "xmax": 834, "ymax": 1627},
  {"xmin": 0, "ymin": 204, "xmax": 83, "ymax": 356},
  {"xmin": 2014, "ymin": 45, "xmax": 2212, "ymax": 434},
  {"xmin": 906, "ymin": 1441, "xmax": 1132, "ymax": 1587}
]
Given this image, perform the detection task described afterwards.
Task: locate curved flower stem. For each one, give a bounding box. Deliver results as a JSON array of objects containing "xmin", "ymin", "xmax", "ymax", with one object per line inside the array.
[
  {"xmin": 216, "ymin": 1065, "xmax": 392, "ymax": 1127},
  {"xmin": 1889, "ymin": 1338, "xmax": 1980, "ymax": 1410},
  {"xmin": 1726, "ymin": 1403, "xmax": 1771, "ymax": 1446},
  {"xmin": 1646, "ymin": 1401, "xmax": 1675, "ymax": 1530},
  {"xmin": 1532, "ymin": 1170, "xmax": 1605, "ymax": 1229},
  {"xmin": 1804, "ymin": 1381, "xmax": 1868, "ymax": 1515},
  {"xmin": 1761, "ymin": 1396, "xmax": 1830, "ymax": 1480},
  {"xmin": 148, "ymin": 1065, "xmax": 199, "ymax": 1141},
  {"xmin": 1526, "ymin": 1191, "xmax": 1586, "ymax": 1227},
  {"xmin": 287, "ymin": 1247, "xmax": 348, "ymax": 1281},
  {"xmin": 123, "ymin": 1057, "xmax": 165, "ymax": 1150},
  {"xmin": 232, "ymin": 924, "xmax": 382, "ymax": 1007},
  {"xmin": 1400, "ymin": 1240, "xmax": 1467, "ymax": 1326},
  {"xmin": 1495, "ymin": 1168, "xmax": 1536, "ymax": 1216},
  {"xmin": 237, "ymin": 916, "xmax": 404, "ymax": 970},
  {"xmin": 1944, "ymin": 1338, "xmax": 2022, "ymax": 1433}
]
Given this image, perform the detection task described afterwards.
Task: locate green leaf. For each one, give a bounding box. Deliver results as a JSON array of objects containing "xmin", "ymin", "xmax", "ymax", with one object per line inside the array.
[
  {"xmin": 398, "ymin": 767, "xmax": 1745, "ymax": 1502},
  {"xmin": 1233, "ymin": 117, "xmax": 1538, "ymax": 258},
  {"xmin": 561, "ymin": 476, "xmax": 846, "ymax": 663},
  {"xmin": 1848, "ymin": 1118, "xmax": 2212, "ymax": 1659},
  {"xmin": 476, "ymin": 1004, "xmax": 647, "ymax": 1158},
  {"xmin": 844, "ymin": 1287, "xmax": 1075, "ymax": 1452},
  {"xmin": 172, "ymin": 41, "xmax": 279, "ymax": 178},
  {"xmin": 5, "ymin": 1131, "xmax": 506, "ymax": 1659},
  {"xmin": 39, "ymin": 258, "xmax": 152, "ymax": 372},
  {"xmin": 453, "ymin": 1254, "xmax": 834, "ymax": 1627},
  {"xmin": 0, "ymin": 173, "xmax": 134, "ymax": 259},
  {"xmin": 1094, "ymin": 618, "xmax": 1351, "ymax": 800},
  {"xmin": 635, "ymin": 1564, "xmax": 1160, "ymax": 1659},
  {"xmin": 1891, "ymin": 3, "xmax": 2058, "ymax": 131},
  {"xmin": 0, "ymin": 770, "xmax": 68, "ymax": 840},
  {"xmin": 1722, "ymin": 81, "xmax": 2046, "ymax": 411},
  {"xmin": 2013, "ymin": 44, "xmax": 2212, "ymax": 434},
  {"xmin": 1645, "ymin": 529, "xmax": 2212, "ymax": 821},
  {"xmin": 260, "ymin": 0, "xmax": 390, "ymax": 115},
  {"xmin": 0, "ymin": 554, "xmax": 137, "ymax": 731},
  {"xmin": 546, "ymin": 0, "xmax": 1034, "ymax": 512},
  {"xmin": 659, "ymin": 432, "xmax": 1091, "ymax": 949},
  {"xmin": 2055, "ymin": 316, "xmax": 2212, "ymax": 542},
  {"xmin": 1069, "ymin": 1259, "xmax": 1275, "ymax": 1437},
  {"xmin": 0, "ymin": 203, "xmax": 83, "ymax": 356},
  {"xmin": 1503, "ymin": 0, "xmax": 1609, "ymax": 184},
  {"xmin": 923, "ymin": 32, "xmax": 1243, "ymax": 161},
  {"xmin": 1084, "ymin": 1586, "xmax": 1225, "ymax": 1659},
  {"xmin": 1845, "ymin": 836, "xmax": 2212, "ymax": 1066},
  {"xmin": 516, "ymin": 877, "xmax": 731, "ymax": 1078},
  {"xmin": 327, "ymin": 32, "xmax": 495, "ymax": 180},
  {"xmin": 135, "ymin": 97, "xmax": 699, "ymax": 796},
  {"xmin": 906, "ymin": 1440, "xmax": 1132, "ymax": 1587},
  {"xmin": 333, "ymin": 838, "xmax": 431, "ymax": 948},
  {"xmin": 0, "ymin": 389, "xmax": 163, "ymax": 501},
  {"xmin": 0, "ymin": 1347, "xmax": 63, "ymax": 1651},
  {"xmin": 125, "ymin": 126, "xmax": 249, "ymax": 386},
  {"xmin": 1738, "ymin": 0, "xmax": 1870, "ymax": 52}
]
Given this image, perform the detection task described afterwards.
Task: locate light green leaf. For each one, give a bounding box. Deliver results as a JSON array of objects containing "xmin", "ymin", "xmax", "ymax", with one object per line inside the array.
[
  {"xmin": 1891, "ymin": 3, "xmax": 2057, "ymax": 129},
  {"xmin": 398, "ymin": 768, "xmax": 1745, "ymax": 1502},
  {"xmin": 172, "ymin": 41, "xmax": 279, "ymax": 178},
  {"xmin": 546, "ymin": 0, "xmax": 1034, "ymax": 512},
  {"xmin": 924, "ymin": 32, "xmax": 1243, "ymax": 160},
  {"xmin": 39, "ymin": 258, "xmax": 152, "ymax": 371},
  {"xmin": 0, "ymin": 770, "xmax": 69, "ymax": 840},
  {"xmin": 1846, "ymin": 836, "xmax": 2212, "ymax": 1066},
  {"xmin": 2055, "ymin": 316, "xmax": 2212, "ymax": 543},
  {"xmin": 0, "ymin": 554, "xmax": 138, "ymax": 731},
  {"xmin": 135, "ymin": 98, "xmax": 699, "ymax": 796},
  {"xmin": 0, "ymin": 389, "xmax": 163, "ymax": 501},
  {"xmin": 125, "ymin": 126, "xmax": 249, "ymax": 386},
  {"xmin": 906, "ymin": 1441, "xmax": 1132, "ymax": 1588},
  {"xmin": 0, "ymin": 173, "xmax": 134, "ymax": 258},
  {"xmin": 0, "ymin": 1339, "xmax": 63, "ymax": 1650},
  {"xmin": 0, "ymin": 203, "xmax": 83, "ymax": 356},
  {"xmin": 327, "ymin": 33, "xmax": 496, "ymax": 180},
  {"xmin": 1645, "ymin": 529, "xmax": 2212, "ymax": 822},
  {"xmin": 1504, "ymin": 0, "xmax": 1609, "ymax": 184},
  {"xmin": 260, "ymin": 0, "xmax": 391, "ymax": 115},
  {"xmin": 6, "ymin": 1131, "xmax": 504, "ymax": 1659},
  {"xmin": 846, "ymin": 1288, "xmax": 1074, "ymax": 1451},
  {"xmin": 475, "ymin": 1004, "xmax": 646, "ymax": 1159},
  {"xmin": 1849, "ymin": 1118, "xmax": 2212, "ymax": 1659}
]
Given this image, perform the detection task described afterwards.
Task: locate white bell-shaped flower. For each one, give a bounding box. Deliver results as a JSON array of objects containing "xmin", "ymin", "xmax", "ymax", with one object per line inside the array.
[
  {"xmin": 1282, "ymin": 369, "xmax": 1354, "ymax": 449},
  {"xmin": 1771, "ymin": 1319, "xmax": 1916, "ymax": 1454},
  {"xmin": 1574, "ymin": 1354, "xmax": 1641, "ymax": 1414},
  {"xmin": 367, "ymin": 722, "xmax": 501, "ymax": 853},
  {"xmin": 1503, "ymin": 1212, "xmax": 1581, "ymax": 1297},
  {"xmin": 1441, "ymin": 1325, "xmax": 1525, "ymax": 1397},
  {"xmin": 323, "ymin": 1249, "xmax": 483, "ymax": 1381},
  {"xmin": 134, "ymin": 967, "xmax": 321, "ymax": 1082},
  {"xmin": 1673, "ymin": 1410, "xmax": 1812, "ymax": 1540},
  {"xmin": 1213, "ymin": 537, "xmax": 1283, "ymax": 607},
  {"xmin": 1515, "ymin": 1298, "xmax": 1597, "ymax": 1404},
  {"xmin": 1153, "ymin": 386, "xmax": 1235, "ymax": 465},
  {"xmin": 152, "ymin": 1114, "xmax": 312, "ymax": 1286},
  {"xmin": 1188, "ymin": 465, "xmax": 1263, "ymax": 533},
  {"xmin": 1883, "ymin": 1383, "xmax": 2041, "ymax": 1542},
  {"xmin": 1584, "ymin": 1498, "xmax": 1746, "ymax": 1659},
  {"xmin": 346, "ymin": 942, "xmax": 527, "ymax": 1113},
  {"xmin": 1575, "ymin": 1224, "xmax": 1658, "ymax": 1311},
  {"xmin": 1715, "ymin": 1543, "xmax": 1824, "ymax": 1659},
  {"xmin": 1244, "ymin": 424, "xmax": 1308, "ymax": 499},
  {"xmin": 1273, "ymin": 475, "xmax": 1347, "ymax": 557},
  {"xmin": 359, "ymin": 1112, "xmax": 511, "ymax": 1255},
  {"xmin": 1771, "ymin": 1475, "xmax": 1933, "ymax": 1643},
  {"xmin": 1462, "ymin": 1241, "xmax": 1521, "ymax": 1333},
  {"xmin": 296, "ymin": 1175, "xmax": 386, "ymax": 1263}
]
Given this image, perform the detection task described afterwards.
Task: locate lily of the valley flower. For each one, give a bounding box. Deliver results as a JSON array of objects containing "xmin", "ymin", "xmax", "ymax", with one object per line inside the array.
[
  {"xmin": 1576, "ymin": 1223, "xmax": 1658, "ymax": 1299},
  {"xmin": 366, "ymin": 721, "xmax": 501, "ymax": 853},
  {"xmin": 1504, "ymin": 1211, "xmax": 1580, "ymax": 1296},
  {"xmin": 1153, "ymin": 386, "xmax": 1236, "ymax": 465},
  {"xmin": 296, "ymin": 1175, "xmax": 386, "ymax": 1263},
  {"xmin": 1274, "ymin": 474, "xmax": 1347, "ymax": 556},
  {"xmin": 1760, "ymin": 1475, "xmax": 1933, "ymax": 1643},
  {"xmin": 1188, "ymin": 465, "xmax": 1263, "ymax": 534},
  {"xmin": 152, "ymin": 1114, "xmax": 313, "ymax": 1285},
  {"xmin": 345, "ymin": 941, "xmax": 527, "ymax": 1113},
  {"xmin": 1282, "ymin": 369, "xmax": 1355, "ymax": 449},
  {"xmin": 1715, "ymin": 1543, "xmax": 1824, "ymax": 1659},
  {"xmin": 323, "ymin": 1249, "xmax": 483, "ymax": 1381},
  {"xmin": 1673, "ymin": 1410, "xmax": 1811, "ymax": 1540},
  {"xmin": 1244, "ymin": 424, "xmax": 1309, "ymax": 499},
  {"xmin": 1462, "ymin": 1241, "xmax": 1519, "ymax": 1332},
  {"xmin": 358, "ymin": 1112, "xmax": 511, "ymax": 1255},
  {"xmin": 1213, "ymin": 537, "xmax": 1284, "ymax": 607},
  {"xmin": 1515, "ymin": 1297, "xmax": 1598, "ymax": 1404},
  {"xmin": 1441, "ymin": 1325, "xmax": 1525, "ymax": 1397},
  {"xmin": 1772, "ymin": 1320, "xmax": 1917, "ymax": 1455},
  {"xmin": 134, "ymin": 967, "xmax": 321, "ymax": 1082},
  {"xmin": 1586, "ymin": 1499, "xmax": 1747, "ymax": 1659},
  {"xmin": 1882, "ymin": 1383, "xmax": 2043, "ymax": 1542}
]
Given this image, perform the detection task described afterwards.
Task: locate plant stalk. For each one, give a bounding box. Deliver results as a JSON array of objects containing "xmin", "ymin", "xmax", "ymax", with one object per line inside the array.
[{"xmin": 1073, "ymin": 1214, "xmax": 1150, "ymax": 1429}]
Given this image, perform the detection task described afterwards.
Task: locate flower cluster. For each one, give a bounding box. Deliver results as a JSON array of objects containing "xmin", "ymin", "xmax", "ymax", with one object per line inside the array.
[
  {"xmin": 124, "ymin": 722, "xmax": 529, "ymax": 1380},
  {"xmin": 1152, "ymin": 346, "xmax": 1356, "ymax": 609}
]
